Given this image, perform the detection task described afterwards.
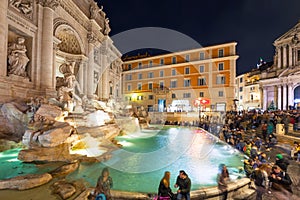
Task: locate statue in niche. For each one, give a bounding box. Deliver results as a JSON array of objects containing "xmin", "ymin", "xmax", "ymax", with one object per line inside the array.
[
  {"xmin": 7, "ymin": 37, "xmax": 30, "ymax": 77},
  {"xmin": 56, "ymin": 62, "xmax": 85, "ymax": 111},
  {"xmin": 104, "ymin": 18, "xmax": 111, "ymax": 35}
]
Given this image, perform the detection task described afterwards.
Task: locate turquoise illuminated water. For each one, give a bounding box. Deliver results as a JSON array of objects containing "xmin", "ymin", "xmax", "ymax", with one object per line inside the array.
[
  {"xmin": 67, "ymin": 127, "xmax": 246, "ymax": 193},
  {"xmin": 0, "ymin": 148, "xmax": 60, "ymax": 180},
  {"xmin": 0, "ymin": 127, "xmax": 246, "ymax": 193}
]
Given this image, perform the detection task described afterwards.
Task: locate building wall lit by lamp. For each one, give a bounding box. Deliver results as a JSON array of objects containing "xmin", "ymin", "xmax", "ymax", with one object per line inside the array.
[{"xmin": 131, "ymin": 93, "xmax": 138, "ymax": 101}]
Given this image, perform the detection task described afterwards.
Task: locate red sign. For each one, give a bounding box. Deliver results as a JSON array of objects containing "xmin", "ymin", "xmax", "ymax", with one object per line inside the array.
[{"xmin": 194, "ymin": 98, "xmax": 210, "ymax": 106}]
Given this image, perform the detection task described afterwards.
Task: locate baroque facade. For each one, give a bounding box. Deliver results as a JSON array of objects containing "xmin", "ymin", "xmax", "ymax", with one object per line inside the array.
[
  {"xmin": 0, "ymin": 0, "xmax": 122, "ymax": 100},
  {"xmin": 259, "ymin": 20, "xmax": 300, "ymax": 110},
  {"xmin": 122, "ymin": 42, "xmax": 238, "ymax": 112}
]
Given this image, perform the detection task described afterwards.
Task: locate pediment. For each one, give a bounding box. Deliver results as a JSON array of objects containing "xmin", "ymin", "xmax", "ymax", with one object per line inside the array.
[
  {"xmin": 278, "ymin": 66, "xmax": 300, "ymax": 77},
  {"xmin": 274, "ymin": 21, "xmax": 300, "ymax": 44}
]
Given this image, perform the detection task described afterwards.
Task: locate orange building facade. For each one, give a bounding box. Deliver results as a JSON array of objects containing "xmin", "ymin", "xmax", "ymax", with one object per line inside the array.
[{"xmin": 121, "ymin": 42, "xmax": 238, "ymax": 113}]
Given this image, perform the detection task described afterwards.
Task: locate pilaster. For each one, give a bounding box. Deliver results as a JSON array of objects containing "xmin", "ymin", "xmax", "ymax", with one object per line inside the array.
[
  {"xmin": 277, "ymin": 85, "xmax": 282, "ymax": 110},
  {"xmin": 283, "ymin": 45, "xmax": 287, "ymax": 68},
  {"xmin": 277, "ymin": 47, "xmax": 281, "ymax": 69},
  {"xmin": 282, "ymin": 84, "xmax": 287, "ymax": 110},
  {"xmin": 0, "ymin": 1, "xmax": 8, "ymax": 76}
]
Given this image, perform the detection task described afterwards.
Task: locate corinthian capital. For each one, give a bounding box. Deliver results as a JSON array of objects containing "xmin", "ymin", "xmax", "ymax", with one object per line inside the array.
[{"xmin": 38, "ymin": 0, "xmax": 60, "ymax": 10}]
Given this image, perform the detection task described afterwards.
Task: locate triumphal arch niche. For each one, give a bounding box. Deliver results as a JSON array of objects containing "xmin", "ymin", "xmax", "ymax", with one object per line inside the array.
[{"xmin": 0, "ymin": 0, "xmax": 122, "ymax": 102}]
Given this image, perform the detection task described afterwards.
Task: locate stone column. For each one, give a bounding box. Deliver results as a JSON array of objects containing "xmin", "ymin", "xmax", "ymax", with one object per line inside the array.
[
  {"xmin": 102, "ymin": 66, "xmax": 109, "ymax": 99},
  {"xmin": 277, "ymin": 47, "xmax": 281, "ymax": 69},
  {"xmin": 288, "ymin": 84, "xmax": 293, "ymax": 108},
  {"xmin": 87, "ymin": 33, "xmax": 96, "ymax": 99},
  {"xmin": 263, "ymin": 87, "xmax": 268, "ymax": 111},
  {"xmin": 283, "ymin": 45, "xmax": 287, "ymax": 68},
  {"xmin": 78, "ymin": 61, "xmax": 84, "ymax": 93},
  {"xmin": 0, "ymin": 1, "xmax": 8, "ymax": 76},
  {"xmin": 39, "ymin": 0, "xmax": 60, "ymax": 94},
  {"xmin": 282, "ymin": 84, "xmax": 287, "ymax": 110},
  {"xmin": 289, "ymin": 45, "xmax": 293, "ymax": 67},
  {"xmin": 277, "ymin": 85, "xmax": 282, "ymax": 110}
]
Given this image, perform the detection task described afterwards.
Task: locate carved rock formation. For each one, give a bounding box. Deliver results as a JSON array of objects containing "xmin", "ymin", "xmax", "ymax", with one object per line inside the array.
[{"xmin": 0, "ymin": 173, "xmax": 52, "ymax": 190}]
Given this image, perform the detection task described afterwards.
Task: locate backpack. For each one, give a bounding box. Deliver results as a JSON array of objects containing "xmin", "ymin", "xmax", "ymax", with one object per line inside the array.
[
  {"xmin": 95, "ymin": 193, "xmax": 106, "ymax": 200},
  {"xmin": 253, "ymin": 170, "xmax": 264, "ymax": 187}
]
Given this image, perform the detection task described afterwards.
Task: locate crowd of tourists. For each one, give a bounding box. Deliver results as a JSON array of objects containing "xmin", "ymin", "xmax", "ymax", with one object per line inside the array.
[{"xmin": 220, "ymin": 109, "xmax": 300, "ymax": 200}]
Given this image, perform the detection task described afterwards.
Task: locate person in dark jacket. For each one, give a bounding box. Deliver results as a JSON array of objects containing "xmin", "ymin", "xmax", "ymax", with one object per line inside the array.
[
  {"xmin": 174, "ymin": 170, "xmax": 191, "ymax": 200},
  {"xmin": 275, "ymin": 154, "xmax": 289, "ymax": 172},
  {"xmin": 158, "ymin": 171, "xmax": 173, "ymax": 199},
  {"xmin": 269, "ymin": 165, "xmax": 293, "ymax": 196}
]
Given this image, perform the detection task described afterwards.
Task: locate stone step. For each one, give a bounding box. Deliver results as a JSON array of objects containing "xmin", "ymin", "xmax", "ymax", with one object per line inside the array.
[{"xmin": 233, "ymin": 188, "xmax": 256, "ymax": 200}]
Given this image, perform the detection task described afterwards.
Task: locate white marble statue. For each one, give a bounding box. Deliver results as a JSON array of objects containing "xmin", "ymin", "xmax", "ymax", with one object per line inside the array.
[
  {"xmin": 104, "ymin": 18, "xmax": 111, "ymax": 35},
  {"xmin": 56, "ymin": 62, "xmax": 84, "ymax": 111},
  {"xmin": 7, "ymin": 37, "xmax": 30, "ymax": 77}
]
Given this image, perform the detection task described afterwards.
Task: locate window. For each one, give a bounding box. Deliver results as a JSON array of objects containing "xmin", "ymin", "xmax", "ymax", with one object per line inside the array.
[
  {"xmin": 160, "ymin": 58, "xmax": 164, "ymax": 65},
  {"xmin": 185, "ymin": 54, "xmax": 190, "ymax": 62},
  {"xmin": 128, "ymin": 64, "xmax": 132, "ymax": 70},
  {"xmin": 251, "ymin": 94, "xmax": 254, "ymax": 101},
  {"xmin": 137, "ymin": 83, "xmax": 142, "ymax": 90},
  {"xmin": 138, "ymin": 73, "xmax": 142, "ymax": 79},
  {"xmin": 138, "ymin": 96, "xmax": 143, "ymax": 100},
  {"xmin": 198, "ymin": 77, "xmax": 206, "ymax": 86},
  {"xmin": 138, "ymin": 62, "xmax": 142, "ymax": 69},
  {"xmin": 171, "ymin": 69, "xmax": 176, "ymax": 76},
  {"xmin": 218, "ymin": 91, "xmax": 224, "ymax": 97},
  {"xmin": 160, "ymin": 70, "xmax": 164, "ymax": 77},
  {"xmin": 159, "ymin": 81, "xmax": 164, "ymax": 89},
  {"xmin": 240, "ymin": 95, "xmax": 243, "ymax": 100},
  {"xmin": 200, "ymin": 52, "xmax": 205, "ymax": 60},
  {"xmin": 172, "ymin": 56, "xmax": 177, "ymax": 64},
  {"xmin": 148, "ymin": 82, "xmax": 153, "ymax": 90},
  {"xmin": 183, "ymin": 93, "xmax": 191, "ymax": 98},
  {"xmin": 240, "ymin": 77, "xmax": 243, "ymax": 83},
  {"xmin": 148, "ymin": 72, "xmax": 154, "ymax": 78},
  {"xmin": 218, "ymin": 49, "xmax": 224, "ymax": 57},
  {"xmin": 199, "ymin": 92, "xmax": 204, "ymax": 97},
  {"xmin": 127, "ymin": 84, "xmax": 131, "ymax": 91},
  {"xmin": 148, "ymin": 95, "xmax": 153, "ymax": 100},
  {"xmin": 170, "ymin": 80, "xmax": 177, "ymax": 88},
  {"xmin": 199, "ymin": 65, "xmax": 204, "ymax": 73},
  {"xmin": 172, "ymin": 93, "xmax": 176, "ymax": 98},
  {"xmin": 216, "ymin": 76, "xmax": 225, "ymax": 84},
  {"xmin": 239, "ymin": 87, "xmax": 243, "ymax": 92},
  {"xmin": 149, "ymin": 60, "xmax": 153, "ymax": 67},
  {"xmin": 298, "ymin": 50, "xmax": 300, "ymax": 61},
  {"xmin": 126, "ymin": 74, "xmax": 132, "ymax": 80},
  {"xmin": 185, "ymin": 67, "xmax": 190, "ymax": 74},
  {"xmin": 218, "ymin": 63, "xmax": 224, "ymax": 71},
  {"xmin": 184, "ymin": 79, "xmax": 191, "ymax": 87}
]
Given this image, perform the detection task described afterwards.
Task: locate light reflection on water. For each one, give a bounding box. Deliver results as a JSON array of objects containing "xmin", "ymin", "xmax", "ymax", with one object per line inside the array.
[{"xmin": 68, "ymin": 127, "xmax": 245, "ymax": 193}]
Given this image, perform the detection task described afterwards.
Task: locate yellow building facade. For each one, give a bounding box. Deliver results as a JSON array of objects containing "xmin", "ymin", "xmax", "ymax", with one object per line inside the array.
[{"xmin": 122, "ymin": 42, "xmax": 238, "ymax": 113}]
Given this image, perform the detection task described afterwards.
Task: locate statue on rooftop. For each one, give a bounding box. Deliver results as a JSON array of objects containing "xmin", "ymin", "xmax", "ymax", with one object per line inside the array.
[{"xmin": 104, "ymin": 18, "xmax": 111, "ymax": 35}]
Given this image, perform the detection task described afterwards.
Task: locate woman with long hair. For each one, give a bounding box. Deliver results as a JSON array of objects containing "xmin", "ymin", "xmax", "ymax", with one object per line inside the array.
[
  {"xmin": 217, "ymin": 164, "xmax": 230, "ymax": 200},
  {"xmin": 95, "ymin": 167, "xmax": 113, "ymax": 200},
  {"xmin": 158, "ymin": 171, "xmax": 173, "ymax": 199}
]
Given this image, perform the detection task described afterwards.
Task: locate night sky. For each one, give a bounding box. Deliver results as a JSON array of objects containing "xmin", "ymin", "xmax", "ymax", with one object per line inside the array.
[{"xmin": 98, "ymin": 0, "xmax": 300, "ymax": 75}]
